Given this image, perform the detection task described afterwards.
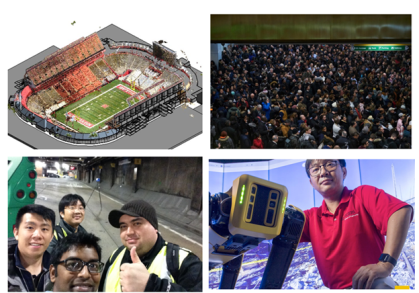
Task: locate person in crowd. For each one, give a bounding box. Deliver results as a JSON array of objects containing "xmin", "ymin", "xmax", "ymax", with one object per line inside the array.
[
  {"xmin": 210, "ymin": 44, "xmax": 411, "ymax": 149},
  {"xmin": 239, "ymin": 128, "xmax": 251, "ymax": 149},
  {"xmin": 216, "ymin": 131, "xmax": 234, "ymax": 149},
  {"xmin": 269, "ymin": 135, "xmax": 279, "ymax": 149},
  {"xmin": 251, "ymin": 133, "xmax": 264, "ymax": 149}
]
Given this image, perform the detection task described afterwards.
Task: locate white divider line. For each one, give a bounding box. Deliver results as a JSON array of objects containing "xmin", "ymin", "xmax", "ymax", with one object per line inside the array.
[{"xmin": 160, "ymin": 223, "xmax": 203, "ymax": 247}]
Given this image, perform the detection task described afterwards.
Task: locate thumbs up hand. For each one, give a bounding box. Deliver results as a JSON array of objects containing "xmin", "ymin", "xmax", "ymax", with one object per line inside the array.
[{"xmin": 120, "ymin": 247, "xmax": 150, "ymax": 292}]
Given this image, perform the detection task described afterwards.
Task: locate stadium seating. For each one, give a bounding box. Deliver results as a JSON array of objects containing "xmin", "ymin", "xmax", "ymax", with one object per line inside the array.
[
  {"xmin": 104, "ymin": 55, "xmax": 118, "ymax": 73},
  {"xmin": 88, "ymin": 59, "xmax": 113, "ymax": 80},
  {"xmin": 26, "ymin": 33, "xmax": 104, "ymax": 86},
  {"xmin": 88, "ymin": 63, "xmax": 104, "ymax": 80},
  {"xmin": 27, "ymin": 94, "xmax": 44, "ymax": 114},
  {"xmin": 124, "ymin": 54, "xmax": 135, "ymax": 70},
  {"xmin": 45, "ymin": 65, "xmax": 101, "ymax": 104},
  {"xmin": 54, "ymin": 83, "xmax": 69, "ymax": 99},
  {"xmin": 26, "ymin": 44, "xmax": 183, "ymax": 123},
  {"xmin": 26, "ymin": 85, "xmax": 65, "ymax": 114},
  {"xmin": 44, "ymin": 87, "xmax": 62, "ymax": 103},
  {"xmin": 161, "ymin": 70, "xmax": 181, "ymax": 88},
  {"xmin": 68, "ymin": 74, "xmax": 83, "ymax": 91},
  {"xmin": 61, "ymin": 79, "xmax": 76, "ymax": 95}
]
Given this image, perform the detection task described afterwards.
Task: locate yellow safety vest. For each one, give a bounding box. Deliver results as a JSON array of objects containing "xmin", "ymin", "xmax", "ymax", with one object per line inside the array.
[
  {"xmin": 54, "ymin": 226, "xmax": 67, "ymax": 240},
  {"xmin": 104, "ymin": 243, "xmax": 190, "ymax": 292}
]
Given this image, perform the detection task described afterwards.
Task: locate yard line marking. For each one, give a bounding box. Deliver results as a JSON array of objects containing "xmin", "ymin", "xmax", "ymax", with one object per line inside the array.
[{"xmin": 66, "ymin": 84, "xmax": 122, "ymax": 113}]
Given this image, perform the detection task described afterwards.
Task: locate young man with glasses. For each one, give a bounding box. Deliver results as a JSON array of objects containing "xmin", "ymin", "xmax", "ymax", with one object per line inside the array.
[
  {"xmin": 47, "ymin": 194, "xmax": 88, "ymax": 254},
  {"xmin": 8, "ymin": 204, "xmax": 55, "ymax": 291},
  {"xmin": 301, "ymin": 159, "xmax": 413, "ymax": 289},
  {"xmin": 49, "ymin": 232, "xmax": 103, "ymax": 292}
]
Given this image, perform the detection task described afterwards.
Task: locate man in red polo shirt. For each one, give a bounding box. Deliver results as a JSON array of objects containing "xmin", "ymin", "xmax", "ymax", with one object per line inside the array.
[{"xmin": 302, "ymin": 159, "xmax": 413, "ymax": 289}]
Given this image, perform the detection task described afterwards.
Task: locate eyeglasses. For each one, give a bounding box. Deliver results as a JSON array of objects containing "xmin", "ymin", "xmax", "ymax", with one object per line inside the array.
[
  {"xmin": 56, "ymin": 258, "xmax": 104, "ymax": 274},
  {"xmin": 65, "ymin": 206, "xmax": 85, "ymax": 212},
  {"xmin": 309, "ymin": 161, "xmax": 339, "ymax": 177}
]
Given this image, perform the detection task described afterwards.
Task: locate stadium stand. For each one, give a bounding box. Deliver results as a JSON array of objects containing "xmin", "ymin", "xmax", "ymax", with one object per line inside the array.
[
  {"xmin": 104, "ymin": 54, "xmax": 119, "ymax": 74},
  {"xmin": 26, "ymin": 33, "xmax": 104, "ymax": 86},
  {"xmin": 88, "ymin": 61, "xmax": 108, "ymax": 80},
  {"xmin": 161, "ymin": 70, "xmax": 181, "ymax": 88},
  {"xmin": 27, "ymin": 94, "xmax": 44, "ymax": 114}
]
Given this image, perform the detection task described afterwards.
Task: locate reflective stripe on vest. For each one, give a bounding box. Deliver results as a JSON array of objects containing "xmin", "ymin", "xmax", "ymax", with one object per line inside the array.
[
  {"xmin": 53, "ymin": 227, "xmax": 67, "ymax": 240},
  {"xmin": 104, "ymin": 244, "xmax": 189, "ymax": 292}
]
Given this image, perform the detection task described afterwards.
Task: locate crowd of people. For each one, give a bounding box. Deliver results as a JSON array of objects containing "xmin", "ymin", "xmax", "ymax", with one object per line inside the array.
[{"xmin": 211, "ymin": 44, "xmax": 411, "ymax": 149}]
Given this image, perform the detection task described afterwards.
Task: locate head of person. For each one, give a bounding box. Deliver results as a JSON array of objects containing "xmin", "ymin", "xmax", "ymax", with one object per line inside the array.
[
  {"xmin": 391, "ymin": 132, "xmax": 398, "ymax": 140},
  {"xmin": 59, "ymin": 194, "xmax": 86, "ymax": 229},
  {"xmin": 49, "ymin": 233, "xmax": 102, "ymax": 292},
  {"xmin": 305, "ymin": 160, "xmax": 347, "ymax": 198},
  {"xmin": 109, "ymin": 200, "xmax": 159, "ymax": 258},
  {"xmin": 14, "ymin": 204, "xmax": 55, "ymax": 260}
]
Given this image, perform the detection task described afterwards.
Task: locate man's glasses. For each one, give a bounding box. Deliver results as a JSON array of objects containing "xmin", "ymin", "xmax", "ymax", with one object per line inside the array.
[
  {"xmin": 57, "ymin": 258, "xmax": 104, "ymax": 274},
  {"xmin": 65, "ymin": 206, "xmax": 85, "ymax": 212},
  {"xmin": 309, "ymin": 161, "xmax": 339, "ymax": 177}
]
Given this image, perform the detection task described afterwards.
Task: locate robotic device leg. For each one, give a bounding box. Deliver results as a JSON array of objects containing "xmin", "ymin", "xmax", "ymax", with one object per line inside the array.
[
  {"xmin": 219, "ymin": 254, "xmax": 244, "ymax": 289},
  {"xmin": 260, "ymin": 205, "xmax": 306, "ymax": 289}
]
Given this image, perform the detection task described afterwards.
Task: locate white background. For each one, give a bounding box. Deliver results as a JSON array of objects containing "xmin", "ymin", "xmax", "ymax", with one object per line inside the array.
[{"xmin": 2, "ymin": 0, "xmax": 416, "ymax": 291}]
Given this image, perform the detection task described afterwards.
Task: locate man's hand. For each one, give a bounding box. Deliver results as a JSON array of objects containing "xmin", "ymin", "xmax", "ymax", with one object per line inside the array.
[
  {"xmin": 120, "ymin": 247, "xmax": 150, "ymax": 292},
  {"xmin": 352, "ymin": 262, "xmax": 393, "ymax": 289}
]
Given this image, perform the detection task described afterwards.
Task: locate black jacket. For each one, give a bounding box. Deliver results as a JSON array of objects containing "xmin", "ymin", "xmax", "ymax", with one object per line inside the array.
[
  {"xmin": 239, "ymin": 134, "xmax": 251, "ymax": 149},
  {"xmin": 8, "ymin": 239, "xmax": 51, "ymax": 292},
  {"xmin": 335, "ymin": 136, "xmax": 350, "ymax": 149},
  {"xmin": 269, "ymin": 140, "xmax": 279, "ymax": 149},
  {"xmin": 98, "ymin": 234, "xmax": 202, "ymax": 292},
  {"xmin": 47, "ymin": 218, "xmax": 87, "ymax": 254}
]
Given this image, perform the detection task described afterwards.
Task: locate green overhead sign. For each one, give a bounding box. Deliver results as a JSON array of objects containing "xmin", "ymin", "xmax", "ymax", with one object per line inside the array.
[{"xmin": 353, "ymin": 45, "xmax": 407, "ymax": 51}]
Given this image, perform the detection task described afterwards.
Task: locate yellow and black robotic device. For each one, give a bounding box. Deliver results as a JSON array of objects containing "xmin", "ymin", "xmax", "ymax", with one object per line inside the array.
[{"xmin": 209, "ymin": 175, "xmax": 306, "ymax": 289}]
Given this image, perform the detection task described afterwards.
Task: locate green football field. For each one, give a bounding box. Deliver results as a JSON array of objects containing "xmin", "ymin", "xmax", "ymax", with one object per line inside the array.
[{"xmin": 55, "ymin": 80, "xmax": 143, "ymax": 133}]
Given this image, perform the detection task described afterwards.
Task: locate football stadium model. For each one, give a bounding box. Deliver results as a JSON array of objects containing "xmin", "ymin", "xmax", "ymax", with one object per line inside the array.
[{"xmin": 9, "ymin": 28, "xmax": 201, "ymax": 146}]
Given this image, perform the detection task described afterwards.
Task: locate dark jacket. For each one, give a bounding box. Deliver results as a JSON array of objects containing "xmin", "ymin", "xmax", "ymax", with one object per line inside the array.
[
  {"xmin": 98, "ymin": 234, "xmax": 202, "ymax": 292},
  {"xmin": 335, "ymin": 136, "xmax": 350, "ymax": 149},
  {"xmin": 47, "ymin": 218, "xmax": 87, "ymax": 254},
  {"xmin": 239, "ymin": 134, "xmax": 251, "ymax": 149},
  {"xmin": 8, "ymin": 239, "xmax": 51, "ymax": 292},
  {"xmin": 221, "ymin": 126, "xmax": 238, "ymax": 144},
  {"xmin": 216, "ymin": 136, "xmax": 234, "ymax": 149},
  {"xmin": 269, "ymin": 140, "xmax": 279, "ymax": 149}
]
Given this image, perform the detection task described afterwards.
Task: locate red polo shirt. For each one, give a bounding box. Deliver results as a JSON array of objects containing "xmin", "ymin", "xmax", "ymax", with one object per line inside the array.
[{"xmin": 300, "ymin": 185, "xmax": 413, "ymax": 289}]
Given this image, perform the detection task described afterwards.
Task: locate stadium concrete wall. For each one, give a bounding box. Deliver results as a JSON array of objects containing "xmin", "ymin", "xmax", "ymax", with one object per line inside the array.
[{"xmin": 78, "ymin": 157, "xmax": 202, "ymax": 212}]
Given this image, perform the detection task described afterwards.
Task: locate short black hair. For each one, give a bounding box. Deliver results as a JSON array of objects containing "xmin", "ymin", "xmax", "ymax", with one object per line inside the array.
[
  {"xmin": 305, "ymin": 159, "xmax": 346, "ymax": 178},
  {"xmin": 15, "ymin": 204, "xmax": 55, "ymax": 231},
  {"xmin": 59, "ymin": 194, "xmax": 86, "ymax": 215},
  {"xmin": 50, "ymin": 233, "xmax": 102, "ymax": 277}
]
